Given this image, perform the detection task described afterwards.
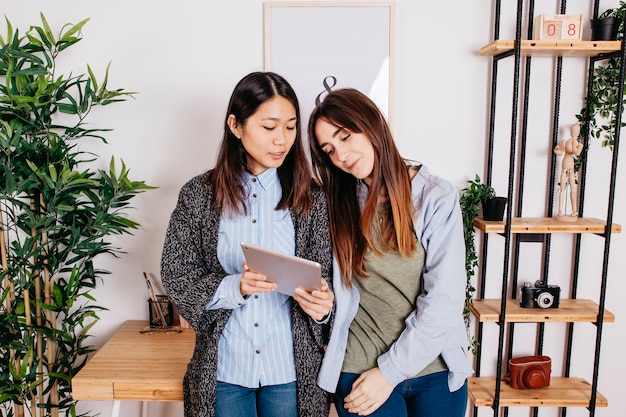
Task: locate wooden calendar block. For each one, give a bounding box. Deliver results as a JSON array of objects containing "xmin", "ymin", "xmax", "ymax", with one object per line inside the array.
[{"xmin": 534, "ymin": 14, "xmax": 583, "ymax": 40}]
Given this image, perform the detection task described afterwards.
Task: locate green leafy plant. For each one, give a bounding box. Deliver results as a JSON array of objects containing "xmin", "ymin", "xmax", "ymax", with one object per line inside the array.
[
  {"xmin": 598, "ymin": 2, "xmax": 626, "ymax": 20},
  {"xmin": 576, "ymin": 1, "xmax": 626, "ymax": 150},
  {"xmin": 459, "ymin": 175, "xmax": 496, "ymax": 355},
  {"xmin": 0, "ymin": 14, "xmax": 153, "ymax": 417}
]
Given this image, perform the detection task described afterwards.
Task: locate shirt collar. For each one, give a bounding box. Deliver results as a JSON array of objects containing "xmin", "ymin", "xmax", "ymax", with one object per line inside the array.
[{"xmin": 246, "ymin": 168, "xmax": 279, "ymax": 191}]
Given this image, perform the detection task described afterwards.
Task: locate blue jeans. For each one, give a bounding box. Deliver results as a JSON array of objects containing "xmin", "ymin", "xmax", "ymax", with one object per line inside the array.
[
  {"xmin": 334, "ymin": 371, "xmax": 467, "ymax": 417},
  {"xmin": 215, "ymin": 381, "xmax": 297, "ymax": 417}
]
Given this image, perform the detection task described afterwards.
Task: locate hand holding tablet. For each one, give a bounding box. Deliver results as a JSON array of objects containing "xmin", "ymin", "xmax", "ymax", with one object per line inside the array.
[{"xmin": 241, "ymin": 242, "xmax": 323, "ymax": 296}]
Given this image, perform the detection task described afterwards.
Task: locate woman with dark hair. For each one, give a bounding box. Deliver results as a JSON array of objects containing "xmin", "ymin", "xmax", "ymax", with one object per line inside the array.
[
  {"xmin": 310, "ymin": 88, "xmax": 473, "ymax": 417},
  {"xmin": 161, "ymin": 72, "xmax": 334, "ymax": 417}
]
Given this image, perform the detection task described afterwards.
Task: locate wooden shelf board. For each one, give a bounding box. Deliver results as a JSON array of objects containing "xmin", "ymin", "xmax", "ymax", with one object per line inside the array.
[
  {"xmin": 480, "ymin": 40, "xmax": 621, "ymax": 57},
  {"xmin": 473, "ymin": 217, "xmax": 621, "ymax": 234},
  {"xmin": 470, "ymin": 299, "xmax": 615, "ymax": 323},
  {"xmin": 469, "ymin": 377, "xmax": 608, "ymax": 407}
]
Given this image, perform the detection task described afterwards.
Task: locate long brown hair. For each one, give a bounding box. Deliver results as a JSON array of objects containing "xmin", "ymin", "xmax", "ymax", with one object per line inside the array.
[
  {"xmin": 207, "ymin": 72, "xmax": 312, "ymax": 215},
  {"xmin": 309, "ymin": 88, "xmax": 415, "ymax": 287}
]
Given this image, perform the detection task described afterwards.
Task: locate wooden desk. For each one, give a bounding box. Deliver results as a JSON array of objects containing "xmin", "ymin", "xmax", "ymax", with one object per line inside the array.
[{"xmin": 72, "ymin": 320, "xmax": 194, "ymax": 416}]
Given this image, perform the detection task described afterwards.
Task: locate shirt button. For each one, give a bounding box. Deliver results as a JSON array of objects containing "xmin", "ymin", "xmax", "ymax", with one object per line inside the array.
[
  {"xmin": 254, "ymin": 322, "xmax": 259, "ymax": 327},
  {"xmin": 252, "ymin": 219, "xmax": 257, "ymax": 224},
  {"xmin": 254, "ymin": 294, "xmax": 259, "ymax": 299},
  {"xmin": 255, "ymin": 349, "xmax": 261, "ymax": 354},
  {"xmin": 253, "ymin": 193, "xmax": 257, "ymax": 198},
  {"xmin": 252, "ymin": 178, "xmax": 257, "ymax": 182}
]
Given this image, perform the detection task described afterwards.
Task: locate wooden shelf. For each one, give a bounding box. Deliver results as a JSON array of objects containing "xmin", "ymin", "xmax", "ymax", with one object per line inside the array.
[
  {"xmin": 469, "ymin": 377, "xmax": 608, "ymax": 407},
  {"xmin": 480, "ymin": 40, "xmax": 621, "ymax": 57},
  {"xmin": 470, "ymin": 299, "xmax": 615, "ymax": 323},
  {"xmin": 473, "ymin": 217, "xmax": 621, "ymax": 234}
]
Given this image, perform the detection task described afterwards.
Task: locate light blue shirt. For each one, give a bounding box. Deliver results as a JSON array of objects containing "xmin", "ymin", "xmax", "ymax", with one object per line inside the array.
[
  {"xmin": 318, "ymin": 164, "xmax": 474, "ymax": 393},
  {"xmin": 209, "ymin": 168, "xmax": 297, "ymax": 387}
]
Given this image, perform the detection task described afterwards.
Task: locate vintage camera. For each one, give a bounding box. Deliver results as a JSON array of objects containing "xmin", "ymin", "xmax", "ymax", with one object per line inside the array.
[{"xmin": 520, "ymin": 280, "xmax": 560, "ymax": 309}]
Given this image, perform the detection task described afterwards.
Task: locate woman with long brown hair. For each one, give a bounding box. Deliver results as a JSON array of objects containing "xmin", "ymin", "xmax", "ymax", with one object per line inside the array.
[{"xmin": 311, "ymin": 88, "xmax": 472, "ymax": 417}]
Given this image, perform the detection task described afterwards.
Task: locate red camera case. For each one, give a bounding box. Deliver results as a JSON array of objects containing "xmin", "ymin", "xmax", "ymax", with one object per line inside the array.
[{"xmin": 508, "ymin": 355, "xmax": 551, "ymax": 389}]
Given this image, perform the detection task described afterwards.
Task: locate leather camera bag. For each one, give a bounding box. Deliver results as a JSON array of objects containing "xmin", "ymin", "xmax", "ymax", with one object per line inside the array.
[{"xmin": 508, "ymin": 355, "xmax": 551, "ymax": 389}]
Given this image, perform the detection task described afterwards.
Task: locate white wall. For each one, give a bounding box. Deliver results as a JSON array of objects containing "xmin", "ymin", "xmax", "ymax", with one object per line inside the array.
[{"xmin": 2, "ymin": 1, "xmax": 624, "ymax": 417}]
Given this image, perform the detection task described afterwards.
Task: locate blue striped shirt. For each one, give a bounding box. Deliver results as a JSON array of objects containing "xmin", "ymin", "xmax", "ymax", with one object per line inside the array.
[{"xmin": 209, "ymin": 168, "xmax": 296, "ymax": 387}]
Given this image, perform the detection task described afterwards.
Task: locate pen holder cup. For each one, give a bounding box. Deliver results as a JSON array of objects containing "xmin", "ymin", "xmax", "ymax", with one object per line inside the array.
[{"xmin": 148, "ymin": 295, "xmax": 174, "ymax": 328}]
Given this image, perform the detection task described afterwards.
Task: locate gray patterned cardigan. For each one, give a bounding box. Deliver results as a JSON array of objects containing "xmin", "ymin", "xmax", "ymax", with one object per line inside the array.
[{"xmin": 160, "ymin": 172, "xmax": 333, "ymax": 417}]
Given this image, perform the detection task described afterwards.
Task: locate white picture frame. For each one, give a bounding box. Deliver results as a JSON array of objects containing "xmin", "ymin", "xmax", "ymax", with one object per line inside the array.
[{"xmin": 264, "ymin": 1, "xmax": 395, "ymax": 130}]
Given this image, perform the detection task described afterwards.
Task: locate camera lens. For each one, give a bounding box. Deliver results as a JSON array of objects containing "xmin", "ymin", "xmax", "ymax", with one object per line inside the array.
[
  {"xmin": 522, "ymin": 365, "xmax": 549, "ymax": 389},
  {"xmin": 536, "ymin": 292, "xmax": 554, "ymax": 308}
]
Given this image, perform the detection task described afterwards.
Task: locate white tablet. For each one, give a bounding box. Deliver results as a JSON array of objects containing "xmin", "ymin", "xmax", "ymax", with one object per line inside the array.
[{"xmin": 240, "ymin": 242, "xmax": 323, "ymax": 296}]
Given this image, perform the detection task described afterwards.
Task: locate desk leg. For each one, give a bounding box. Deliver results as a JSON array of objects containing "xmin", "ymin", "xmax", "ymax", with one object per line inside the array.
[
  {"xmin": 109, "ymin": 400, "xmax": 149, "ymax": 417},
  {"xmin": 111, "ymin": 400, "xmax": 121, "ymax": 417}
]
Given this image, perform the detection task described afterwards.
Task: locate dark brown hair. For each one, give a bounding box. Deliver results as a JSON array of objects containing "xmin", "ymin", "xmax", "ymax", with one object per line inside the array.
[
  {"xmin": 207, "ymin": 72, "xmax": 312, "ymax": 214},
  {"xmin": 308, "ymin": 88, "xmax": 415, "ymax": 287}
]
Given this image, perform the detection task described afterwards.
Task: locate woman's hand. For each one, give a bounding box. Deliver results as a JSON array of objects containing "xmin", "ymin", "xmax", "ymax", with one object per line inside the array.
[
  {"xmin": 240, "ymin": 263, "xmax": 278, "ymax": 296},
  {"xmin": 344, "ymin": 367, "xmax": 393, "ymax": 416},
  {"xmin": 293, "ymin": 278, "xmax": 334, "ymax": 321}
]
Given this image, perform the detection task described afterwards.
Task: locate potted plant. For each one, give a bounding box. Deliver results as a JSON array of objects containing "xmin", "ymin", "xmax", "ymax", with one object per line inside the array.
[
  {"xmin": 459, "ymin": 175, "xmax": 507, "ymax": 354},
  {"xmin": 0, "ymin": 14, "xmax": 153, "ymax": 417},
  {"xmin": 577, "ymin": 1, "xmax": 626, "ymax": 149},
  {"xmin": 462, "ymin": 175, "xmax": 507, "ymax": 222},
  {"xmin": 590, "ymin": 3, "xmax": 625, "ymax": 40}
]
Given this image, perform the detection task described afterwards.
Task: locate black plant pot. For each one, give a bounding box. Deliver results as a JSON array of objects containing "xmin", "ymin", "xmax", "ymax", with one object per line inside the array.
[
  {"xmin": 591, "ymin": 17, "xmax": 621, "ymax": 40},
  {"xmin": 482, "ymin": 197, "xmax": 508, "ymax": 221}
]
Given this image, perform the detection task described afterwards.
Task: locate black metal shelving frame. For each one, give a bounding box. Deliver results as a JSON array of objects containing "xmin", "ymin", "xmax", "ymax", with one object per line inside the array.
[{"xmin": 472, "ymin": 0, "xmax": 624, "ymax": 416}]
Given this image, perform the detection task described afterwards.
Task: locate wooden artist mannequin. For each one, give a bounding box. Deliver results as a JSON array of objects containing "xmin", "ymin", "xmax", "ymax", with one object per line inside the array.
[{"xmin": 554, "ymin": 123, "xmax": 584, "ymax": 219}]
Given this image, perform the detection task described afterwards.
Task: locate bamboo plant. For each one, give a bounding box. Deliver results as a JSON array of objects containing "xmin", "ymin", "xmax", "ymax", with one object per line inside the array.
[{"xmin": 0, "ymin": 14, "xmax": 153, "ymax": 417}]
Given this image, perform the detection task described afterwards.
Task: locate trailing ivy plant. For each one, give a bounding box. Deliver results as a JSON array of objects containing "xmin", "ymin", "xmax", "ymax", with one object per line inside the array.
[
  {"xmin": 0, "ymin": 14, "xmax": 153, "ymax": 417},
  {"xmin": 575, "ymin": 1, "xmax": 626, "ymax": 151},
  {"xmin": 459, "ymin": 175, "xmax": 495, "ymax": 355}
]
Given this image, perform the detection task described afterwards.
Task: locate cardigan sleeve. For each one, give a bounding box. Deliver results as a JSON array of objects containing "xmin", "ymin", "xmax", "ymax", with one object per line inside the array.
[{"xmin": 160, "ymin": 175, "xmax": 231, "ymax": 331}]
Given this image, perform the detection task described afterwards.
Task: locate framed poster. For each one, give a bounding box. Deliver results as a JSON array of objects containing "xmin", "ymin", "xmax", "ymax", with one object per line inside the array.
[{"xmin": 264, "ymin": 2, "xmax": 395, "ymax": 130}]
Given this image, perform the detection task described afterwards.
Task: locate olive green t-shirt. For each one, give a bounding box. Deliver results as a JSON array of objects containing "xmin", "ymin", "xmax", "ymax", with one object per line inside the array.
[{"xmin": 342, "ymin": 203, "xmax": 447, "ymax": 377}]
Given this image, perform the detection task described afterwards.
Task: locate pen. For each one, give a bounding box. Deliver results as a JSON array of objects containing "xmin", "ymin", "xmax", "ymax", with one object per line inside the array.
[{"xmin": 144, "ymin": 272, "xmax": 168, "ymax": 327}]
